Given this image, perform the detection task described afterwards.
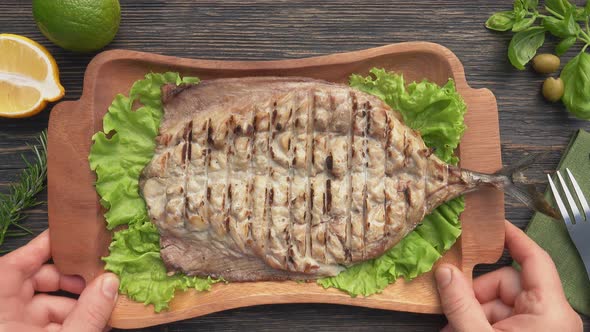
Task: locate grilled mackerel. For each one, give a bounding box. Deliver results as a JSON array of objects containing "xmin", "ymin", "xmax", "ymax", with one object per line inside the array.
[{"xmin": 140, "ymin": 77, "xmax": 551, "ymax": 282}]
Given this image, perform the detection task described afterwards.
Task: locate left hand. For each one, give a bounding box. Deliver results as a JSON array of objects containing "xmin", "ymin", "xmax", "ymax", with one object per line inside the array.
[{"xmin": 0, "ymin": 230, "xmax": 119, "ymax": 332}]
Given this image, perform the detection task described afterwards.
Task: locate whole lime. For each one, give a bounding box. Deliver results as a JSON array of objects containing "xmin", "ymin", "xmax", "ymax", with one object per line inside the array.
[{"xmin": 32, "ymin": 0, "xmax": 121, "ymax": 53}]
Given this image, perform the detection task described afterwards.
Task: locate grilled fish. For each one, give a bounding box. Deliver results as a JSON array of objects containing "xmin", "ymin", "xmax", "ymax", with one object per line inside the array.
[{"xmin": 140, "ymin": 77, "xmax": 554, "ymax": 282}]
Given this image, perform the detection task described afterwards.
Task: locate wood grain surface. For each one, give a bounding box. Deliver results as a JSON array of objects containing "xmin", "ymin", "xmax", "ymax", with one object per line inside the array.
[{"xmin": 1, "ymin": 0, "xmax": 589, "ymax": 330}]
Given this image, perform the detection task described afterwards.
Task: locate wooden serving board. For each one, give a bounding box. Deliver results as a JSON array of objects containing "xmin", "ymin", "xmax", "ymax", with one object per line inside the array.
[{"xmin": 47, "ymin": 42, "xmax": 504, "ymax": 329}]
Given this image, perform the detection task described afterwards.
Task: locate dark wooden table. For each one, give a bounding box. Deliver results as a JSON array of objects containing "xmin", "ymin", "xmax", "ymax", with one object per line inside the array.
[{"xmin": 1, "ymin": 0, "xmax": 589, "ymax": 330}]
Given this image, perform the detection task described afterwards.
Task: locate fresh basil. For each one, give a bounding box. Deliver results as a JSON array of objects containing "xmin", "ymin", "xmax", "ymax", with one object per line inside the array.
[
  {"xmin": 515, "ymin": 0, "xmax": 538, "ymax": 12},
  {"xmin": 486, "ymin": 0, "xmax": 590, "ymax": 119},
  {"xmin": 545, "ymin": 0, "xmax": 575, "ymax": 17},
  {"xmin": 508, "ymin": 27, "xmax": 546, "ymax": 70},
  {"xmin": 525, "ymin": 0, "xmax": 539, "ymax": 9},
  {"xmin": 513, "ymin": 15, "xmax": 538, "ymax": 32},
  {"xmin": 556, "ymin": 36, "xmax": 577, "ymax": 55},
  {"xmin": 542, "ymin": 8, "xmax": 580, "ymax": 38},
  {"xmin": 486, "ymin": 11, "xmax": 516, "ymax": 31},
  {"xmin": 561, "ymin": 52, "xmax": 590, "ymax": 119}
]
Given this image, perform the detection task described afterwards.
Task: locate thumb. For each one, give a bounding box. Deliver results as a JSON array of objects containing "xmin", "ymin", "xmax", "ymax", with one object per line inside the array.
[
  {"xmin": 62, "ymin": 273, "xmax": 119, "ymax": 332},
  {"xmin": 435, "ymin": 264, "xmax": 491, "ymax": 332}
]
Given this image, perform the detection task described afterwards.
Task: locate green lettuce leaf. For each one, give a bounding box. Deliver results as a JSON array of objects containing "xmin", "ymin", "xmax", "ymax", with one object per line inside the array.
[
  {"xmin": 349, "ymin": 68, "xmax": 466, "ymax": 164},
  {"xmin": 89, "ymin": 73, "xmax": 199, "ymax": 229},
  {"xmin": 319, "ymin": 69, "xmax": 466, "ymax": 296},
  {"xmin": 89, "ymin": 72, "xmax": 215, "ymax": 312},
  {"xmin": 103, "ymin": 222, "xmax": 216, "ymax": 312}
]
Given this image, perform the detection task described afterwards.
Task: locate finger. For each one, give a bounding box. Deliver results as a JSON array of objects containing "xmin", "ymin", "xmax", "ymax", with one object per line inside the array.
[
  {"xmin": 473, "ymin": 266, "xmax": 522, "ymax": 306},
  {"xmin": 62, "ymin": 273, "xmax": 119, "ymax": 332},
  {"xmin": 481, "ymin": 299, "xmax": 513, "ymax": 324},
  {"xmin": 0, "ymin": 322, "xmax": 45, "ymax": 332},
  {"xmin": 504, "ymin": 220, "xmax": 562, "ymax": 293},
  {"xmin": 45, "ymin": 323, "xmax": 62, "ymax": 332},
  {"xmin": 26, "ymin": 294, "xmax": 76, "ymax": 326},
  {"xmin": 2, "ymin": 230, "xmax": 50, "ymax": 277},
  {"xmin": 31, "ymin": 264, "xmax": 85, "ymax": 294},
  {"xmin": 434, "ymin": 264, "xmax": 492, "ymax": 332}
]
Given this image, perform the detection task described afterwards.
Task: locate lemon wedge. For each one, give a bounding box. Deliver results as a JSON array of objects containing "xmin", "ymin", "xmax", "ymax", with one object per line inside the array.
[{"xmin": 0, "ymin": 34, "xmax": 65, "ymax": 118}]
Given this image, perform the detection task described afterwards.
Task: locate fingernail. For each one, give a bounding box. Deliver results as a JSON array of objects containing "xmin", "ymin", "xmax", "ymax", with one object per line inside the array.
[
  {"xmin": 102, "ymin": 274, "xmax": 119, "ymax": 301},
  {"xmin": 435, "ymin": 266, "xmax": 452, "ymax": 288}
]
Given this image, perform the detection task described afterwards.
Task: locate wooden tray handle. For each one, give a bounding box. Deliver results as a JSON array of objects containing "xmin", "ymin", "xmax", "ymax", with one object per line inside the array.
[
  {"xmin": 459, "ymin": 87, "xmax": 506, "ymax": 274},
  {"xmin": 48, "ymin": 100, "xmax": 109, "ymax": 282}
]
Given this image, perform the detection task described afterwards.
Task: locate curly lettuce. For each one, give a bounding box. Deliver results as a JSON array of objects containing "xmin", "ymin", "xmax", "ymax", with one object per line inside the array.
[
  {"xmin": 89, "ymin": 72, "xmax": 215, "ymax": 312},
  {"xmin": 318, "ymin": 69, "xmax": 466, "ymax": 296},
  {"xmin": 103, "ymin": 222, "xmax": 215, "ymax": 312}
]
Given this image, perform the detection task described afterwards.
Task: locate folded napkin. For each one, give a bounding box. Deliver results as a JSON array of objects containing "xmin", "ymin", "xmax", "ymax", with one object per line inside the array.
[{"xmin": 525, "ymin": 129, "xmax": 590, "ymax": 316}]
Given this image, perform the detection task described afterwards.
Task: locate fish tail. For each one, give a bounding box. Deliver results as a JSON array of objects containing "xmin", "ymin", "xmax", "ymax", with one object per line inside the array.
[{"xmin": 462, "ymin": 153, "xmax": 560, "ymax": 219}]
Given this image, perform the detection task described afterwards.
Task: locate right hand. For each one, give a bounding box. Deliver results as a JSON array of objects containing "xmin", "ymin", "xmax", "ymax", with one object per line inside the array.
[{"xmin": 435, "ymin": 220, "xmax": 582, "ymax": 332}]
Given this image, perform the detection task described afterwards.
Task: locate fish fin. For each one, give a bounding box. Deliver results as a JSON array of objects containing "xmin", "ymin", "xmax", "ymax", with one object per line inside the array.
[
  {"xmin": 490, "ymin": 153, "xmax": 559, "ymax": 219},
  {"xmin": 495, "ymin": 152, "xmax": 548, "ymax": 177}
]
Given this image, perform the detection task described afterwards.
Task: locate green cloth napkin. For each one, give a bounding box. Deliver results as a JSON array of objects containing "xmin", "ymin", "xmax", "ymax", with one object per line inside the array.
[{"xmin": 525, "ymin": 129, "xmax": 590, "ymax": 316}]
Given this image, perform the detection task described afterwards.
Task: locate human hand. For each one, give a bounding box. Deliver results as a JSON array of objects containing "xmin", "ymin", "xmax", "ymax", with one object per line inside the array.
[
  {"xmin": 435, "ymin": 220, "xmax": 582, "ymax": 332},
  {"xmin": 0, "ymin": 230, "xmax": 119, "ymax": 332}
]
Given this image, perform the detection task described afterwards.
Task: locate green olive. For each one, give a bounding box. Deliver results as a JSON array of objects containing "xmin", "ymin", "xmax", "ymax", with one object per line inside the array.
[
  {"xmin": 542, "ymin": 77, "xmax": 564, "ymax": 102},
  {"xmin": 532, "ymin": 54, "xmax": 561, "ymax": 74}
]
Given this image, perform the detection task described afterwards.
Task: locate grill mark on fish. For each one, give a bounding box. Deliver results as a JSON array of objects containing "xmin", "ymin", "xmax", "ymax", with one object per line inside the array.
[
  {"xmin": 286, "ymin": 98, "xmax": 296, "ymax": 270},
  {"xmin": 324, "ymin": 92, "xmax": 338, "ymax": 262},
  {"xmin": 361, "ymin": 101, "xmax": 369, "ymax": 259},
  {"xmin": 383, "ymin": 114, "xmax": 391, "ymax": 241},
  {"xmin": 344, "ymin": 91, "xmax": 354, "ymax": 263},
  {"xmin": 224, "ymin": 116, "xmax": 234, "ymax": 235},
  {"xmin": 305, "ymin": 90, "xmax": 314, "ymax": 260},
  {"xmin": 202, "ymin": 119, "xmax": 211, "ymax": 234},
  {"xmin": 325, "ymin": 154, "xmax": 333, "ymax": 172},
  {"xmin": 246, "ymin": 106, "xmax": 256, "ymax": 248},
  {"xmin": 182, "ymin": 121, "xmax": 193, "ymax": 229},
  {"xmin": 325, "ymin": 179, "xmax": 332, "ymax": 213},
  {"xmin": 383, "ymin": 114, "xmax": 395, "ymax": 240},
  {"xmin": 264, "ymin": 101, "xmax": 274, "ymax": 265}
]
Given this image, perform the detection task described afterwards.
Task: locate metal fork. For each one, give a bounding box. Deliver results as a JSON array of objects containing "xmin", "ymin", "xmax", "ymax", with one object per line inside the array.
[{"xmin": 547, "ymin": 169, "xmax": 590, "ymax": 280}]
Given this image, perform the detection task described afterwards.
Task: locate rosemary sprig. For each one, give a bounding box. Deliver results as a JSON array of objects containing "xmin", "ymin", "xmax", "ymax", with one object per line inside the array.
[{"xmin": 0, "ymin": 131, "xmax": 47, "ymax": 251}]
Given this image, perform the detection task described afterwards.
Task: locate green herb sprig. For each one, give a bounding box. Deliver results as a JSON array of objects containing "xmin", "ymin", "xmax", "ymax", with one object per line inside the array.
[
  {"xmin": 486, "ymin": 0, "xmax": 590, "ymax": 119},
  {"xmin": 0, "ymin": 131, "xmax": 47, "ymax": 252}
]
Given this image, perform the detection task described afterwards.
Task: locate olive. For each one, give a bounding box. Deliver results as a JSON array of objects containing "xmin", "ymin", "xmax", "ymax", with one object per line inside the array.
[
  {"xmin": 532, "ymin": 54, "xmax": 560, "ymax": 74},
  {"xmin": 542, "ymin": 77, "xmax": 564, "ymax": 102}
]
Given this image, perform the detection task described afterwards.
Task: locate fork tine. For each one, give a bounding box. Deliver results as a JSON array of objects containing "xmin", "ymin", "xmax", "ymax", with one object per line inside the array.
[
  {"xmin": 566, "ymin": 168, "xmax": 590, "ymax": 221},
  {"xmin": 548, "ymin": 174, "xmax": 572, "ymax": 225},
  {"xmin": 557, "ymin": 171, "xmax": 584, "ymax": 224}
]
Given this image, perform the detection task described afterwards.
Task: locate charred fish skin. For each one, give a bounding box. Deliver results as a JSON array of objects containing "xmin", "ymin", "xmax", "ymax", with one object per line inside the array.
[{"xmin": 140, "ymin": 77, "xmax": 468, "ymax": 282}]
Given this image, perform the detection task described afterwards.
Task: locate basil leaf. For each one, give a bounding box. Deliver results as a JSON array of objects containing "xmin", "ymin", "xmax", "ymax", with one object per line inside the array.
[
  {"xmin": 515, "ymin": 0, "xmax": 537, "ymax": 12},
  {"xmin": 545, "ymin": 0, "xmax": 574, "ymax": 17},
  {"xmin": 561, "ymin": 52, "xmax": 590, "ymax": 119},
  {"xmin": 514, "ymin": 0, "xmax": 528, "ymax": 20},
  {"xmin": 575, "ymin": 7, "xmax": 586, "ymax": 20},
  {"xmin": 525, "ymin": 0, "xmax": 539, "ymax": 10},
  {"xmin": 556, "ymin": 36, "xmax": 577, "ymax": 55},
  {"xmin": 486, "ymin": 11, "xmax": 516, "ymax": 31},
  {"xmin": 542, "ymin": 8, "xmax": 580, "ymax": 38},
  {"xmin": 513, "ymin": 15, "xmax": 537, "ymax": 32},
  {"xmin": 508, "ymin": 27, "xmax": 546, "ymax": 70}
]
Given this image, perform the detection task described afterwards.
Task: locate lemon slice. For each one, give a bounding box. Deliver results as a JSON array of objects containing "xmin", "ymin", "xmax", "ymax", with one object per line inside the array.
[{"xmin": 0, "ymin": 34, "xmax": 65, "ymax": 118}]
